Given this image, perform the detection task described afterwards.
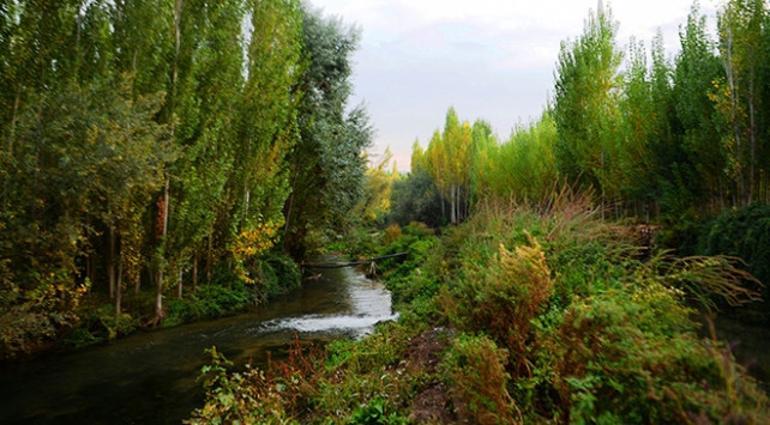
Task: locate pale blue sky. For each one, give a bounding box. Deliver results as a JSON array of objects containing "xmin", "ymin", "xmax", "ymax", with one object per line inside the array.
[{"xmin": 310, "ymin": 0, "xmax": 720, "ymax": 170}]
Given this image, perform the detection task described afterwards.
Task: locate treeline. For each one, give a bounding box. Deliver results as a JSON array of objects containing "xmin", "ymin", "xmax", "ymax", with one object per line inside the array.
[
  {"xmin": 0, "ymin": 0, "xmax": 370, "ymax": 356},
  {"xmin": 395, "ymin": 0, "xmax": 770, "ymax": 227}
]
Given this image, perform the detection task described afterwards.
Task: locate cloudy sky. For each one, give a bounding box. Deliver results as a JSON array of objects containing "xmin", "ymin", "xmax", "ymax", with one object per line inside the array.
[{"xmin": 310, "ymin": 0, "xmax": 720, "ymax": 170}]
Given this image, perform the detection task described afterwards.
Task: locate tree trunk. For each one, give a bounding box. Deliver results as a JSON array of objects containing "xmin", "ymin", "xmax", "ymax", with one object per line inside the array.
[
  {"xmin": 455, "ymin": 186, "xmax": 460, "ymax": 223},
  {"xmin": 748, "ymin": 74, "xmax": 756, "ymax": 204},
  {"xmin": 244, "ymin": 188, "xmax": 251, "ymax": 219},
  {"xmin": 89, "ymin": 254, "xmax": 96, "ymax": 285},
  {"xmin": 134, "ymin": 272, "xmax": 141, "ymax": 295},
  {"xmin": 455, "ymin": 186, "xmax": 463, "ymax": 224},
  {"xmin": 441, "ymin": 194, "xmax": 446, "ymax": 223},
  {"xmin": 8, "ymin": 87, "xmax": 20, "ymax": 153},
  {"xmin": 85, "ymin": 254, "xmax": 91, "ymax": 285},
  {"xmin": 192, "ymin": 255, "xmax": 198, "ymax": 291},
  {"xmin": 177, "ymin": 268, "xmax": 183, "ymax": 299},
  {"xmin": 724, "ymin": 29, "xmax": 744, "ymax": 203},
  {"xmin": 108, "ymin": 226, "xmax": 116, "ymax": 299},
  {"xmin": 283, "ymin": 188, "xmax": 296, "ymax": 251},
  {"xmin": 154, "ymin": 272, "xmax": 163, "ymax": 323},
  {"xmin": 207, "ymin": 234, "xmax": 213, "ymax": 283},
  {"xmin": 154, "ymin": 178, "xmax": 170, "ymax": 323},
  {"xmin": 116, "ymin": 251, "xmax": 123, "ymax": 316}
]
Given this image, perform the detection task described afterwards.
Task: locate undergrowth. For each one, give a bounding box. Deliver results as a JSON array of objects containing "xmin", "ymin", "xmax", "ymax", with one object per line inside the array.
[
  {"xmin": 55, "ymin": 252, "xmax": 301, "ymax": 352},
  {"xmin": 189, "ymin": 194, "xmax": 769, "ymax": 424}
]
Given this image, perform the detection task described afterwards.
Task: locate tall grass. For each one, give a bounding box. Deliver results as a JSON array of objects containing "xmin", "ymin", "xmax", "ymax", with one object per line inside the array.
[{"xmin": 190, "ymin": 193, "xmax": 769, "ymax": 423}]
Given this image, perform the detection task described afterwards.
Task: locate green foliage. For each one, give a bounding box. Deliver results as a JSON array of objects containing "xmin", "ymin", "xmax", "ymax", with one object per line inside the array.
[
  {"xmin": 698, "ymin": 204, "xmax": 770, "ymax": 286},
  {"xmin": 440, "ymin": 334, "xmax": 516, "ymax": 424},
  {"xmin": 666, "ymin": 2, "xmax": 725, "ymax": 214},
  {"xmin": 354, "ymin": 150, "xmax": 398, "ymax": 225},
  {"xmin": 553, "ymin": 2, "xmax": 622, "ymax": 193},
  {"xmin": 474, "ymin": 113, "xmax": 559, "ymax": 203},
  {"xmin": 388, "ymin": 167, "xmax": 445, "ymax": 228},
  {"xmin": 284, "ymin": 8, "xmax": 373, "ymax": 257},
  {"xmin": 544, "ymin": 286, "xmax": 767, "ymax": 424},
  {"xmin": 71, "ymin": 303, "xmax": 139, "ymax": 345},
  {"xmin": 376, "ymin": 225, "xmax": 441, "ymax": 311},
  {"xmin": 188, "ymin": 346, "xmax": 301, "ymax": 424},
  {"xmin": 398, "ymin": 0, "xmax": 769, "ymax": 223},
  {"xmin": 0, "ymin": 275, "xmax": 89, "ymax": 358},
  {"xmin": 0, "ymin": 77, "xmax": 169, "ymax": 355},
  {"xmin": 0, "ymin": 0, "xmax": 373, "ymax": 354},
  {"xmin": 441, "ymin": 235, "xmax": 554, "ymax": 376},
  {"xmin": 165, "ymin": 283, "xmax": 255, "ymax": 328},
  {"xmin": 407, "ymin": 108, "xmax": 479, "ymax": 225},
  {"xmin": 347, "ymin": 398, "xmax": 409, "ymax": 425},
  {"xmin": 695, "ymin": 204, "xmax": 770, "ymax": 319},
  {"xmin": 262, "ymin": 252, "xmax": 303, "ymax": 299},
  {"xmin": 193, "ymin": 197, "xmax": 769, "ymax": 423}
]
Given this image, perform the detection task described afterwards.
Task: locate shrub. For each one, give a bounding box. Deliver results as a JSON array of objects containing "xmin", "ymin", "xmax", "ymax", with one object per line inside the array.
[
  {"xmin": 383, "ymin": 224, "xmax": 402, "ymax": 245},
  {"xmin": 165, "ymin": 283, "xmax": 254, "ymax": 327},
  {"xmin": 260, "ymin": 253, "xmax": 302, "ymax": 299},
  {"xmin": 347, "ymin": 398, "xmax": 409, "ymax": 425},
  {"xmin": 190, "ymin": 199, "xmax": 770, "ymax": 423},
  {"xmin": 697, "ymin": 204, "xmax": 770, "ymax": 319},
  {"xmin": 440, "ymin": 334, "xmax": 518, "ymax": 424},
  {"xmin": 698, "ymin": 204, "xmax": 770, "ymax": 285},
  {"xmin": 545, "ymin": 287, "xmax": 768, "ymax": 424},
  {"xmin": 189, "ymin": 341, "xmax": 324, "ymax": 424},
  {"xmin": 442, "ymin": 234, "xmax": 553, "ymax": 376},
  {"xmin": 0, "ymin": 277, "xmax": 89, "ymax": 358}
]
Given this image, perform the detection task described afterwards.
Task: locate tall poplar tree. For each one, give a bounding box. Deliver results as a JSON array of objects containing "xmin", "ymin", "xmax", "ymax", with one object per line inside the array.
[{"xmin": 553, "ymin": 2, "xmax": 622, "ymax": 203}]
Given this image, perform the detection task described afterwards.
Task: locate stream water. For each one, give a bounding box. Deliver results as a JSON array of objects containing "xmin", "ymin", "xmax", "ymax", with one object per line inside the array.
[
  {"xmin": 0, "ymin": 263, "xmax": 396, "ymax": 425},
  {"xmin": 711, "ymin": 315, "xmax": 770, "ymax": 391},
  {"xmin": 1, "ymin": 264, "xmax": 767, "ymax": 425}
]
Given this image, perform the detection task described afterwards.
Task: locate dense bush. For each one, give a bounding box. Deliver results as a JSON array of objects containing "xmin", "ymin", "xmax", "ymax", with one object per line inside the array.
[
  {"xmin": 165, "ymin": 283, "xmax": 255, "ymax": 327},
  {"xmin": 661, "ymin": 204, "xmax": 770, "ymax": 321},
  {"xmin": 387, "ymin": 169, "xmax": 445, "ymax": 228},
  {"xmin": 70, "ymin": 304, "xmax": 138, "ymax": 346},
  {"xmin": 191, "ymin": 200, "xmax": 769, "ymax": 423},
  {"xmin": 259, "ymin": 253, "xmax": 303, "ymax": 299},
  {"xmin": 347, "ymin": 398, "xmax": 409, "ymax": 425},
  {"xmin": 543, "ymin": 288, "xmax": 767, "ymax": 424},
  {"xmin": 0, "ymin": 276, "xmax": 89, "ymax": 358},
  {"xmin": 445, "ymin": 235, "xmax": 552, "ymax": 367},
  {"xmin": 698, "ymin": 204, "xmax": 770, "ymax": 307},
  {"xmin": 440, "ymin": 334, "xmax": 516, "ymax": 424},
  {"xmin": 163, "ymin": 252, "xmax": 301, "ymax": 328},
  {"xmin": 376, "ymin": 223, "xmax": 440, "ymax": 311}
]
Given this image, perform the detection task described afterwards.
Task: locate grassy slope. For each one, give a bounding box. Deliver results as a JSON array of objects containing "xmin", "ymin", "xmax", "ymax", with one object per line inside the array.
[{"xmin": 189, "ymin": 198, "xmax": 769, "ymax": 424}]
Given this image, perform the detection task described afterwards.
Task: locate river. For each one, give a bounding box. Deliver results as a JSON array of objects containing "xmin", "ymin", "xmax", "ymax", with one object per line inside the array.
[
  {"xmin": 0, "ymin": 263, "xmax": 396, "ymax": 424},
  {"xmin": 711, "ymin": 315, "xmax": 770, "ymax": 392}
]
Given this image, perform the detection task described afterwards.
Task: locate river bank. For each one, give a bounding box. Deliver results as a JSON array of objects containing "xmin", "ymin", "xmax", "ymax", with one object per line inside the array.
[
  {"xmin": 190, "ymin": 205, "xmax": 770, "ymax": 424},
  {"xmin": 0, "ymin": 253, "xmax": 304, "ymax": 362},
  {"xmin": 0, "ymin": 264, "xmax": 395, "ymax": 424}
]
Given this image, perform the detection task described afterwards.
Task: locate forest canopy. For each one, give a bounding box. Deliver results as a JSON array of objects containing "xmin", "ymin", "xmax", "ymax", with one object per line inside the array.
[
  {"xmin": 393, "ymin": 0, "xmax": 770, "ymax": 227},
  {"xmin": 0, "ymin": 0, "xmax": 371, "ymax": 357}
]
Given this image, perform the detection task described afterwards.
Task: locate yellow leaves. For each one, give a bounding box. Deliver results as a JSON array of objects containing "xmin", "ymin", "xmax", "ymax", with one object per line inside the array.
[
  {"xmin": 421, "ymin": 109, "xmax": 476, "ymax": 199},
  {"xmin": 231, "ymin": 219, "xmax": 284, "ymax": 285},
  {"xmin": 357, "ymin": 148, "xmax": 397, "ymax": 222},
  {"xmin": 383, "ymin": 224, "xmax": 401, "ymax": 244},
  {"xmin": 231, "ymin": 219, "xmax": 283, "ymax": 261},
  {"xmin": 497, "ymin": 233, "xmax": 553, "ymax": 304}
]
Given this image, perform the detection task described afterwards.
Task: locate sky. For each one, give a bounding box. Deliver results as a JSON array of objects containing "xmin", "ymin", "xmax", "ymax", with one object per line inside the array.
[{"xmin": 309, "ymin": 0, "xmax": 721, "ymax": 171}]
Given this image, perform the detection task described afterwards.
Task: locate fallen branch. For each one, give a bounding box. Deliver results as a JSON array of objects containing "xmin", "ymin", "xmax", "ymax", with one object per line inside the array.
[{"xmin": 302, "ymin": 252, "xmax": 409, "ymax": 269}]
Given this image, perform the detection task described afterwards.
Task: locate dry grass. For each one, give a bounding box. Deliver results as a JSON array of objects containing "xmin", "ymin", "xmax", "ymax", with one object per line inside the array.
[{"xmin": 640, "ymin": 252, "xmax": 764, "ymax": 310}]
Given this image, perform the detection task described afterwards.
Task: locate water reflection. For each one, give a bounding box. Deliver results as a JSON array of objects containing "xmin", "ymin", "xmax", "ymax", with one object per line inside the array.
[{"xmin": 0, "ymin": 263, "xmax": 394, "ymax": 425}]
